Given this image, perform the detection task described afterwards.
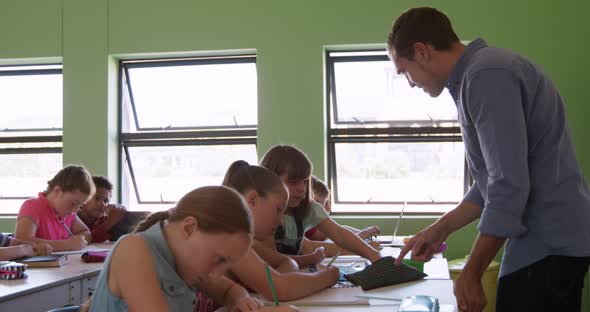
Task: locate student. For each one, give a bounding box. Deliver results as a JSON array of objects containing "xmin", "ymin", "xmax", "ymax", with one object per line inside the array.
[
  {"xmin": 305, "ymin": 176, "xmax": 380, "ymax": 241},
  {"xmin": 0, "ymin": 232, "xmax": 52, "ymax": 261},
  {"xmin": 78, "ymin": 176, "xmax": 130, "ymax": 243},
  {"xmin": 388, "ymin": 7, "xmax": 590, "ymax": 312},
  {"xmin": 217, "ymin": 161, "xmax": 339, "ymax": 304},
  {"xmin": 15, "ymin": 165, "xmax": 94, "ymax": 251},
  {"xmin": 89, "ymin": 185, "xmax": 285, "ymax": 312},
  {"xmin": 260, "ymin": 145, "xmax": 381, "ymax": 263}
]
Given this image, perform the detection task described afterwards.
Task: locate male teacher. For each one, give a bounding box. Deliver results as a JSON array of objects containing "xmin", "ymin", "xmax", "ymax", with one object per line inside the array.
[{"xmin": 389, "ymin": 7, "xmax": 590, "ymax": 312}]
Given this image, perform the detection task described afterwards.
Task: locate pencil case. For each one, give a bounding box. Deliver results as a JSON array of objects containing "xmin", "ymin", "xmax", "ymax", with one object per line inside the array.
[
  {"xmin": 81, "ymin": 251, "xmax": 108, "ymax": 263},
  {"xmin": 0, "ymin": 261, "xmax": 27, "ymax": 280}
]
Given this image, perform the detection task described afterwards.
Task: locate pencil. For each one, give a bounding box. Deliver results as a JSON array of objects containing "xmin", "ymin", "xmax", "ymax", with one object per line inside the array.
[
  {"xmin": 326, "ymin": 248, "xmax": 343, "ymax": 267},
  {"xmin": 264, "ymin": 265, "xmax": 279, "ymax": 306},
  {"xmin": 356, "ymin": 295, "xmax": 402, "ymax": 302},
  {"xmin": 60, "ymin": 219, "xmax": 75, "ymax": 237}
]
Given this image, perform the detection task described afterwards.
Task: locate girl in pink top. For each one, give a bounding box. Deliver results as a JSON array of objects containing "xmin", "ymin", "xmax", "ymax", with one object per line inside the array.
[{"xmin": 15, "ymin": 165, "xmax": 95, "ymax": 251}]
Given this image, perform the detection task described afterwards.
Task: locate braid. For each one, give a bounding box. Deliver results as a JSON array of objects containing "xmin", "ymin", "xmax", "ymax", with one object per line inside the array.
[{"xmin": 134, "ymin": 211, "xmax": 170, "ymax": 233}]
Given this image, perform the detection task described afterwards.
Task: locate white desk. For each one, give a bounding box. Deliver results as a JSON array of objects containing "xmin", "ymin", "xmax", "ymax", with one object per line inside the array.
[
  {"xmin": 288, "ymin": 259, "xmax": 455, "ymax": 311},
  {"xmin": 0, "ymin": 243, "xmax": 112, "ymax": 312},
  {"xmin": 218, "ymin": 251, "xmax": 456, "ymax": 312},
  {"xmin": 295, "ymin": 279, "xmax": 456, "ymax": 311}
]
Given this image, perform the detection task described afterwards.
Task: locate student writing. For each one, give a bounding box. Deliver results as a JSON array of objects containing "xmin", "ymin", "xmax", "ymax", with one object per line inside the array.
[
  {"xmin": 15, "ymin": 165, "xmax": 93, "ymax": 251},
  {"xmin": 89, "ymin": 186, "xmax": 266, "ymax": 312}
]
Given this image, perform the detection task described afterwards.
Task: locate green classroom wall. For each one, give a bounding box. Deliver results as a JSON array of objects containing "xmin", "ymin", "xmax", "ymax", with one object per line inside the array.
[{"xmin": 1, "ymin": 0, "xmax": 589, "ymax": 308}]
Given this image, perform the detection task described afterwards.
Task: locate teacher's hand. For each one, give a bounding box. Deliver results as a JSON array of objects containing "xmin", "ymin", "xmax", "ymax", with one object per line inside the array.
[
  {"xmin": 454, "ymin": 269, "xmax": 486, "ymax": 312},
  {"xmin": 394, "ymin": 225, "xmax": 446, "ymax": 265}
]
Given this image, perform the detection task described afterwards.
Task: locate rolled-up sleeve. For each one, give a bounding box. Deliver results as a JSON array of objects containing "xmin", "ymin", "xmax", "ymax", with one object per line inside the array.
[
  {"xmin": 463, "ymin": 181, "xmax": 484, "ymax": 208},
  {"xmin": 466, "ymin": 69, "xmax": 530, "ymax": 238}
]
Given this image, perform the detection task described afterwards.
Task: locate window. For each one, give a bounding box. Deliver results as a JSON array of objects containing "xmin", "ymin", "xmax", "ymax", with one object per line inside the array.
[
  {"xmin": 326, "ymin": 51, "xmax": 467, "ymax": 214},
  {"xmin": 120, "ymin": 56, "xmax": 258, "ymax": 211},
  {"xmin": 0, "ymin": 64, "xmax": 63, "ymax": 214}
]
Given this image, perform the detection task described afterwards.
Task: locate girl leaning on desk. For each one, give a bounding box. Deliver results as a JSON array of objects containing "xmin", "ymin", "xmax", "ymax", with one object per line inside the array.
[
  {"xmin": 260, "ymin": 145, "xmax": 382, "ymax": 264},
  {"xmin": 83, "ymin": 185, "xmax": 297, "ymax": 312},
  {"xmin": 196, "ymin": 161, "xmax": 338, "ymax": 312}
]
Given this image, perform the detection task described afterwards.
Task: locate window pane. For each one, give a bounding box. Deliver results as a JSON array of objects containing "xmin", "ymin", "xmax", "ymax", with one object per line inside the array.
[
  {"xmin": 333, "ymin": 142, "xmax": 464, "ymax": 204},
  {"xmin": 123, "ymin": 144, "xmax": 257, "ymax": 211},
  {"xmin": 127, "ymin": 62, "xmax": 257, "ymax": 130},
  {"xmin": 0, "ymin": 70, "xmax": 62, "ymax": 131},
  {"xmin": 0, "ymin": 153, "xmax": 63, "ymax": 213},
  {"xmin": 332, "ymin": 59, "xmax": 457, "ymax": 127}
]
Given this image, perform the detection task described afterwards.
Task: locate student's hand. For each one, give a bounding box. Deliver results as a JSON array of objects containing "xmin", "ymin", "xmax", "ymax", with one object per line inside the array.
[
  {"xmin": 308, "ymin": 247, "xmax": 326, "ymax": 265},
  {"xmin": 20, "ymin": 244, "xmax": 36, "ymax": 257},
  {"xmin": 229, "ymin": 295, "xmax": 263, "ymax": 312},
  {"xmin": 454, "ymin": 269, "xmax": 486, "ymax": 312},
  {"xmin": 395, "ymin": 225, "xmax": 446, "ymax": 265},
  {"xmin": 368, "ymin": 240, "xmax": 381, "ymax": 250},
  {"xmin": 32, "ymin": 242, "xmax": 53, "ymax": 256},
  {"xmin": 66, "ymin": 235, "xmax": 88, "ymax": 250},
  {"xmin": 315, "ymin": 263, "xmax": 340, "ymax": 284},
  {"xmin": 358, "ymin": 225, "xmax": 381, "ymax": 239},
  {"xmin": 324, "ymin": 264, "xmax": 340, "ymax": 283}
]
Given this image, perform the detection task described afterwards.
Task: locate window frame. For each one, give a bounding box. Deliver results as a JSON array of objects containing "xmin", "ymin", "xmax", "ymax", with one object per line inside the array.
[
  {"xmin": 0, "ymin": 64, "xmax": 63, "ymax": 212},
  {"xmin": 122, "ymin": 55, "xmax": 257, "ymax": 132},
  {"xmin": 325, "ymin": 51, "xmax": 469, "ymax": 215},
  {"xmin": 118, "ymin": 56, "xmax": 258, "ymax": 207},
  {"xmin": 0, "ymin": 65, "xmax": 63, "ymax": 132},
  {"xmin": 0, "ymin": 144, "xmax": 62, "ymax": 201},
  {"xmin": 328, "ymin": 54, "xmax": 459, "ymax": 128}
]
